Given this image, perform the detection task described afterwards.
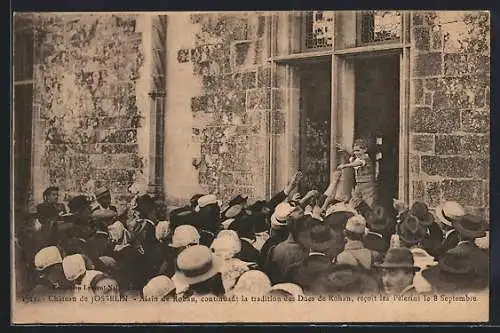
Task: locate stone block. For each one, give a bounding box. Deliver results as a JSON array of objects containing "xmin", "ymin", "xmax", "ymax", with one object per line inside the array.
[
  {"xmin": 411, "ymin": 78, "xmax": 424, "ymax": 105},
  {"xmin": 461, "ymin": 134, "xmax": 489, "ymax": 156},
  {"xmin": 257, "ymin": 15, "xmax": 266, "ymax": 37},
  {"xmin": 222, "ymin": 91, "xmax": 246, "ymax": 113},
  {"xmin": 421, "ymin": 156, "xmax": 488, "ymax": 179},
  {"xmin": 461, "ymin": 109, "xmax": 490, "ymax": 133},
  {"xmin": 107, "ymin": 169, "xmax": 136, "ymax": 184},
  {"xmin": 220, "ymin": 172, "xmax": 234, "ymax": 186},
  {"xmin": 423, "ymin": 92, "xmax": 433, "ymax": 106},
  {"xmin": 425, "ymin": 181, "xmax": 442, "ymax": 207},
  {"xmin": 231, "ymin": 18, "xmax": 249, "ymax": 41},
  {"xmin": 410, "ymin": 134, "xmax": 434, "ymax": 154},
  {"xmin": 191, "ymin": 95, "xmax": 208, "ymax": 112},
  {"xmin": 241, "ymin": 71, "xmax": 257, "ymax": 90},
  {"xmin": 413, "ymin": 26, "xmax": 431, "ymax": 51},
  {"xmin": 412, "ymin": 180, "xmax": 425, "ymax": 201},
  {"xmin": 234, "ymin": 172, "xmax": 254, "ymax": 187},
  {"xmin": 441, "ymin": 179, "xmax": 485, "ymax": 207},
  {"xmin": 101, "ymin": 129, "xmax": 137, "ymax": 144},
  {"xmin": 257, "ymin": 66, "xmax": 271, "ymax": 88},
  {"xmin": 435, "ymin": 135, "xmax": 461, "ymax": 155},
  {"xmin": 424, "ymin": 78, "xmax": 439, "ymax": 91},
  {"xmin": 246, "ymin": 89, "xmax": 271, "ymax": 110},
  {"xmin": 254, "ymin": 39, "xmax": 264, "ymax": 65},
  {"xmin": 271, "ymin": 111, "xmax": 286, "ymax": 135},
  {"xmin": 431, "ymin": 30, "xmax": 443, "ymax": 50},
  {"xmin": 233, "ymin": 41, "xmax": 252, "ymax": 67},
  {"xmin": 444, "ymin": 53, "xmax": 467, "ymax": 76},
  {"xmin": 412, "ymin": 52, "xmax": 442, "ymax": 77},
  {"xmin": 272, "ymin": 88, "xmax": 285, "ymax": 110},
  {"xmin": 410, "ymin": 107, "xmax": 460, "ymax": 133},
  {"xmin": 484, "ymin": 180, "xmax": 489, "ymax": 207},
  {"xmin": 410, "ymin": 155, "xmax": 420, "ymax": 174}
]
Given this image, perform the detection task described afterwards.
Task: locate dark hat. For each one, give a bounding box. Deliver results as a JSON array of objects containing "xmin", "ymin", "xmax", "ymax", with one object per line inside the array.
[
  {"xmin": 310, "ymin": 264, "xmax": 380, "ymax": 294},
  {"xmin": 228, "ymin": 213, "xmax": 255, "ymax": 239},
  {"xmin": 221, "ymin": 195, "xmax": 248, "ymax": 218},
  {"xmin": 293, "ymin": 215, "xmax": 320, "ymax": 247},
  {"xmin": 376, "ymin": 247, "xmax": 420, "ymax": 271},
  {"xmin": 305, "ymin": 224, "xmax": 339, "ymax": 253},
  {"xmin": 366, "ymin": 205, "xmax": 393, "ymax": 232},
  {"xmin": 190, "ymin": 194, "xmax": 205, "ymax": 207},
  {"xmin": 68, "ymin": 195, "xmax": 89, "ymax": 214},
  {"xmin": 90, "ymin": 209, "xmax": 117, "ymax": 226},
  {"xmin": 323, "ymin": 211, "xmax": 355, "ymax": 230},
  {"xmin": 247, "ymin": 200, "xmax": 267, "ymax": 213},
  {"xmin": 170, "ymin": 207, "xmax": 196, "ymax": 229},
  {"xmin": 95, "ymin": 187, "xmax": 111, "ymax": 200},
  {"xmin": 133, "ymin": 194, "xmax": 156, "ymax": 214},
  {"xmin": 397, "ymin": 214, "xmax": 427, "ymax": 245},
  {"xmin": 453, "ymin": 214, "xmax": 487, "ymax": 239},
  {"xmin": 363, "ymin": 231, "xmax": 389, "ymax": 253},
  {"xmin": 421, "ymin": 246, "xmax": 488, "ymax": 292},
  {"xmin": 227, "ymin": 194, "xmax": 248, "ymax": 207},
  {"xmin": 410, "ymin": 201, "xmax": 434, "ymax": 226},
  {"xmin": 223, "ymin": 204, "xmax": 244, "ymax": 219}
]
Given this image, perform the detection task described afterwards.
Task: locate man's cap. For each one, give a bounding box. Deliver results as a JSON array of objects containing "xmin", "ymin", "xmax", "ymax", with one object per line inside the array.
[{"xmin": 345, "ymin": 215, "xmax": 367, "ymax": 234}]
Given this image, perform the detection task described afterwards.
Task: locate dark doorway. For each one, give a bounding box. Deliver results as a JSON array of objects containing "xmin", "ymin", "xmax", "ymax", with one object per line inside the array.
[
  {"xmin": 354, "ymin": 54, "xmax": 400, "ymax": 210},
  {"xmin": 13, "ymin": 18, "xmax": 34, "ymax": 231},
  {"xmin": 298, "ymin": 60, "xmax": 332, "ymax": 193}
]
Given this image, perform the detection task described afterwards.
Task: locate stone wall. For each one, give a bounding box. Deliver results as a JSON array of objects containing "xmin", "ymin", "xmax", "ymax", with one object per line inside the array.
[
  {"xmin": 409, "ymin": 11, "xmax": 490, "ymax": 218},
  {"xmin": 31, "ymin": 14, "xmax": 152, "ymax": 211},
  {"xmin": 164, "ymin": 12, "xmax": 272, "ymax": 207}
]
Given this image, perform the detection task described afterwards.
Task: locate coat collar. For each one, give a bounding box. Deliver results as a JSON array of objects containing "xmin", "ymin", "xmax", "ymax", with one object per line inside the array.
[
  {"xmin": 344, "ymin": 240, "xmax": 365, "ymax": 250},
  {"xmin": 444, "ymin": 229, "xmax": 456, "ymax": 239},
  {"xmin": 241, "ymin": 237, "xmax": 255, "ymax": 244},
  {"xmin": 309, "ymin": 251, "xmax": 326, "ymax": 257},
  {"xmin": 400, "ymin": 284, "xmax": 416, "ymax": 295}
]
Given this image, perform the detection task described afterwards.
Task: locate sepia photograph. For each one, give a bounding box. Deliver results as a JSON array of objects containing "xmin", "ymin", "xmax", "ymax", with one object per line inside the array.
[{"xmin": 11, "ymin": 10, "xmax": 490, "ymax": 323}]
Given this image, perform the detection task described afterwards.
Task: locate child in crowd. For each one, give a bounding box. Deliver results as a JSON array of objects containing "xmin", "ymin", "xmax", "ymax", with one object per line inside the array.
[{"xmin": 337, "ymin": 137, "xmax": 378, "ymax": 214}]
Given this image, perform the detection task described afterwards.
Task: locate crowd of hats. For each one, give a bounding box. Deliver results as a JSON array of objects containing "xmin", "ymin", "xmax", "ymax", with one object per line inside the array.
[{"xmin": 17, "ymin": 181, "xmax": 490, "ymax": 301}]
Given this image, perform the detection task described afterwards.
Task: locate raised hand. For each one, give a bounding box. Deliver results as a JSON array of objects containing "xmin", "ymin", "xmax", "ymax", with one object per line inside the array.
[{"xmin": 291, "ymin": 171, "xmax": 303, "ymax": 186}]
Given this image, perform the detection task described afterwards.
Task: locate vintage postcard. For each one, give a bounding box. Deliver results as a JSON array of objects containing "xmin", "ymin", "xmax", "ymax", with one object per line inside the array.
[{"xmin": 11, "ymin": 10, "xmax": 490, "ymax": 323}]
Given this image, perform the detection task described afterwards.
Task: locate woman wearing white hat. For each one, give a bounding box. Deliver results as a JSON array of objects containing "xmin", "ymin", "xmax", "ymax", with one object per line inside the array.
[
  {"xmin": 210, "ymin": 232, "xmax": 253, "ymax": 292},
  {"xmin": 62, "ymin": 254, "xmax": 103, "ymax": 298},
  {"xmin": 107, "ymin": 221, "xmax": 141, "ymax": 291},
  {"xmin": 29, "ymin": 246, "xmax": 71, "ymax": 297},
  {"xmin": 157, "ymin": 225, "xmax": 201, "ymax": 278}
]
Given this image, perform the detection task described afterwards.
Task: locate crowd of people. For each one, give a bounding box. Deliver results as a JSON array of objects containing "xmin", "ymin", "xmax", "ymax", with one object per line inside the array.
[{"xmin": 14, "ymin": 138, "xmax": 489, "ymax": 301}]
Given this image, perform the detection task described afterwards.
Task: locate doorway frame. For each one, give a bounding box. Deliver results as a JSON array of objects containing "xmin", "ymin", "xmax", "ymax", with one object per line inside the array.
[{"xmin": 269, "ymin": 11, "xmax": 411, "ymax": 203}]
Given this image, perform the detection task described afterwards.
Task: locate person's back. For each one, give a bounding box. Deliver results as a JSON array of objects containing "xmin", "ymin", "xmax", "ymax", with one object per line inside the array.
[
  {"xmin": 269, "ymin": 234, "xmax": 308, "ymax": 283},
  {"xmin": 336, "ymin": 215, "xmax": 378, "ymax": 271},
  {"xmin": 286, "ymin": 253, "xmax": 333, "ymax": 292}
]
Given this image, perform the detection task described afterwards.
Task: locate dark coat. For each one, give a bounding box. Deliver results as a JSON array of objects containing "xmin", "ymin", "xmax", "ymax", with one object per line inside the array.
[
  {"xmin": 439, "ymin": 229, "xmax": 459, "ymax": 257},
  {"xmin": 258, "ymin": 233, "xmax": 287, "ymax": 276},
  {"xmin": 268, "ymin": 234, "xmax": 308, "ymax": 284},
  {"xmin": 421, "ymin": 222, "xmax": 444, "ymax": 258},
  {"xmin": 266, "ymin": 190, "xmax": 288, "ymax": 212},
  {"xmin": 111, "ymin": 245, "xmax": 142, "ymax": 291},
  {"xmin": 235, "ymin": 238, "xmax": 260, "ymax": 264},
  {"xmin": 363, "ymin": 231, "xmax": 389, "ymax": 254},
  {"xmin": 85, "ymin": 231, "xmax": 113, "ymax": 263},
  {"xmin": 157, "ymin": 246, "xmax": 184, "ymax": 278},
  {"xmin": 286, "ymin": 254, "xmax": 334, "ymax": 292}
]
